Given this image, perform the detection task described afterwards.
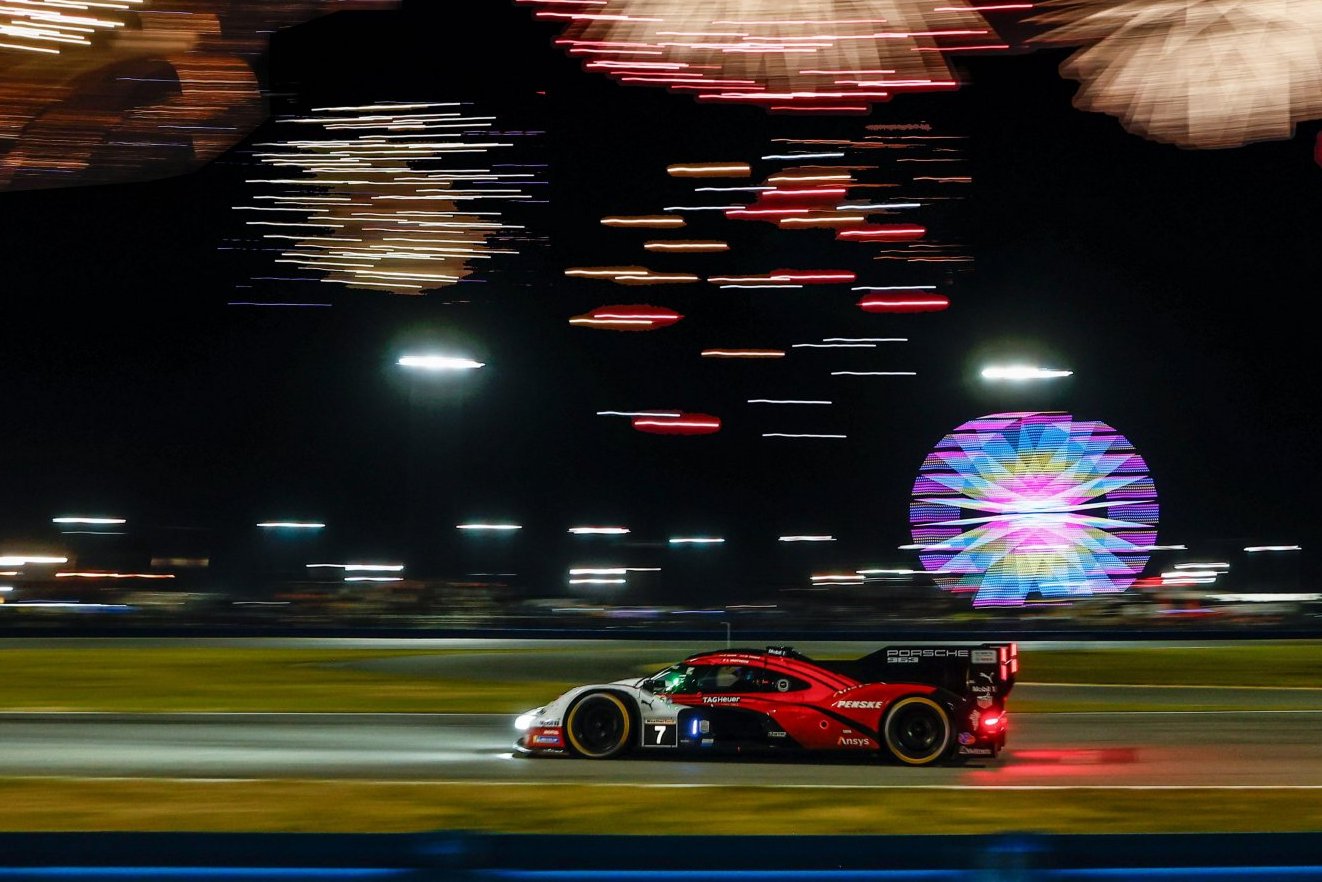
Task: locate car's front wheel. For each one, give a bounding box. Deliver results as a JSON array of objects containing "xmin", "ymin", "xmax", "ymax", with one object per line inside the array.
[
  {"xmin": 565, "ymin": 692, "xmax": 633, "ymax": 759},
  {"xmin": 883, "ymin": 696, "xmax": 952, "ymax": 766}
]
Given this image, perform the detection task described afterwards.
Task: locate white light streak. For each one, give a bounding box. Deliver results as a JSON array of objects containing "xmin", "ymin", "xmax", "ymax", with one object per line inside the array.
[
  {"xmin": 762, "ymin": 433, "xmax": 848, "ymax": 439},
  {"xmin": 0, "ymin": 556, "xmax": 67, "ymax": 566},
  {"xmin": 1244, "ymin": 545, "xmax": 1302, "ymax": 552},
  {"xmin": 456, "ymin": 523, "xmax": 523, "ymax": 531},
  {"xmin": 398, "ymin": 354, "xmax": 485, "ymax": 371},
  {"xmin": 669, "ymin": 537, "xmax": 725, "ymax": 544},
  {"xmin": 981, "ymin": 365, "xmax": 1073, "ymax": 380},
  {"xmin": 257, "ymin": 522, "xmax": 325, "ymax": 529},
  {"xmin": 51, "ymin": 517, "xmax": 126, "ymax": 525},
  {"xmin": 831, "ymin": 371, "xmax": 917, "ymax": 376},
  {"xmin": 779, "ymin": 535, "xmax": 836, "ymax": 543},
  {"xmin": 569, "ymin": 526, "xmax": 631, "ymax": 535},
  {"xmin": 747, "ymin": 399, "xmax": 832, "ymax": 405}
]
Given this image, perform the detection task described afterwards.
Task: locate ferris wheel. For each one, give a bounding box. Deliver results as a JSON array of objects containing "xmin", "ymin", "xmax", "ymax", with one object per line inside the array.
[{"xmin": 910, "ymin": 411, "xmax": 1159, "ymax": 607}]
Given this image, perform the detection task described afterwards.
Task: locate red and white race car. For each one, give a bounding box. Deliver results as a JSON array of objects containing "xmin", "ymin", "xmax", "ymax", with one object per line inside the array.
[{"xmin": 515, "ymin": 643, "xmax": 1017, "ymax": 766}]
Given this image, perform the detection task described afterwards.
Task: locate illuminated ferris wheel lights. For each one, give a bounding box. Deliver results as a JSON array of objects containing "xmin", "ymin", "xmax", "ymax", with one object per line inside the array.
[{"xmin": 981, "ymin": 365, "xmax": 1074, "ymax": 381}]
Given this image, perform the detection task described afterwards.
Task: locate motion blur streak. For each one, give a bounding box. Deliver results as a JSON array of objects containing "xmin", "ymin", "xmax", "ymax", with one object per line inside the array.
[
  {"xmin": 518, "ymin": 0, "xmax": 1007, "ymax": 111},
  {"xmin": 1032, "ymin": 0, "xmax": 1322, "ymax": 148},
  {"xmin": 240, "ymin": 101, "xmax": 536, "ymax": 295},
  {"xmin": 0, "ymin": 0, "xmax": 399, "ymax": 191}
]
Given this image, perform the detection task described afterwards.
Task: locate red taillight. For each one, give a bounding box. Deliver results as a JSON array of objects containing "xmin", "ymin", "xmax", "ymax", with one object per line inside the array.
[{"xmin": 981, "ymin": 714, "xmax": 1005, "ymax": 730}]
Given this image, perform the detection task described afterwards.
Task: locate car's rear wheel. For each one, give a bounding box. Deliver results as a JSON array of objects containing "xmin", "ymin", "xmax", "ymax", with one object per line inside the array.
[
  {"xmin": 565, "ymin": 692, "xmax": 633, "ymax": 759},
  {"xmin": 883, "ymin": 696, "xmax": 952, "ymax": 766}
]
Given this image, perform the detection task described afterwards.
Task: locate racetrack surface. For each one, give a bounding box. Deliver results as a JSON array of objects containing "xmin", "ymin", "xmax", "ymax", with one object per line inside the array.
[{"xmin": 5, "ymin": 697, "xmax": 1322, "ymax": 787}]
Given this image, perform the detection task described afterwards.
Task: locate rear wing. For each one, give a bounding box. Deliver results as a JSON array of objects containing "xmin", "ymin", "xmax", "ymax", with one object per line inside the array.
[{"xmin": 822, "ymin": 643, "xmax": 1018, "ymax": 703}]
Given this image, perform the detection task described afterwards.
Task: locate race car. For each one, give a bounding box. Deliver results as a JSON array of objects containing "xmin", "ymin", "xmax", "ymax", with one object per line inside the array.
[{"xmin": 514, "ymin": 643, "xmax": 1017, "ymax": 766}]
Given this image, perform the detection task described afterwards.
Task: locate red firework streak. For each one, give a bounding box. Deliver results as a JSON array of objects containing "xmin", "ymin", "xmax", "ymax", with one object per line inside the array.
[
  {"xmin": 858, "ymin": 291, "xmax": 950, "ymax": 313},
  {"xmin": 569, "ymin": 304, "xmax": 683, "ymax": 331},
  {"xmin": 631, "ymin": 413, "xmax": 722, "ymax": 435}
]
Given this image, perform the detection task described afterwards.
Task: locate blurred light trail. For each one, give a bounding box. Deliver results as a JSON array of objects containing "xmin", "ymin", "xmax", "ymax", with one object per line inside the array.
[
  {"xmin": 306, "ymin": 563, "xmax": 403, "ymax": 571},
  {"xmin": 857, "ymin": 292, "xmax": 949, "ymax": 312},
  {"xmin": 569, "ymin": 578, "xmax": 626, "ymax": 585},
  {"xmin": 857, "ymin": 568, "xmax": 918, "ymax": 574},
  {"xmin": 701, "ymin": 349, "xmax": 785, "ymax": 358},
  {"xmin": 397, "ymin": 355, "xmax": 485, "ymax": 371},
  {"xmin": 257, "ymin": 522, "xmax": 325, "ymax": 529},
  {"xmin": 569, "ymin": 526, "xmax": 631, "ymax": 535},
  {"xmin": 1174, "ymin": 561, "xmax": 1229, "ymax": 569},
  {"xmin": 763, "ymin": 433, "xmax": 848, "ymax": 438},
  {"xmin": 669, "ymin": 537, "xmax": 725, "ymax": 544},
  {"xmin": 1244, "ymin": 545, "xmax": 1303, "ymax": 552},
  {"xmin": 778, "ymin": 535, "xmax": 835, "ymax": 542},
  {"xmin": 1211, "ymin": 593, "xmax": 1322, "ymax": 602},
  {"xmin": 570, "ymin": 304, "xmax": 684, "ymax": 330},
  {"xmin": 812, "ymin": 573, "xmax": 864, "ymax": 582},
  {"xmin": 569, "ymin": 568, "xmax": 627, "ymax": 575},
  {"xmin": 345, "ymin": 576, "xmax": 403, "ymax": 582},
  {"xmin": 633, "ymin": 413, "xmax": 722, "ymax": 434},
  {"xmin": 1161, "ymin": 569, "xmax": 1220, "ymax": 579},
  {"xmin": 56, "ymin": 572, "xmax": 174, "ymax": 579},
  {"xmin": 51, "ymin": 517, "xmax": 126, "ymax": 525},
  {"xmin": 823, "ymin": 338, "xmax": 907, "ymax": 343},
  {"xmin": 643, "ymin": 240, "xmax": 729, "ymax": 252},
  {"xmin": 982, "ymin": 365, "xmax": 1074, "ymax": 380},
  {"xmin": 0, "ymin": 2, "xmax": 400, "ymax": 192},
  {"xmin": 456, "ymin": 523, "xmax": 523, "ymax": 531},
  {"xmin": 1032, "ymin": 0, "xmax": 1322, "ymax": 148},
  {"xmin": 831, "ymin": 371, "xmax": 917, "ymax": 376},
  {"xmin": 747, "ymin": 399, "xmax": 832, "ymax": 405},
  {"xmin": 597, "ymin": 410, "xmax": 683, "ymax": 418},
  {"xmin": 240, "ymin": 101, "xmax": 535, "ymax": 295},
  {"xmin": 792, "ymin": 343, "xmax": 877, "ymax": 348},
  {"xmin": 666, "ymin": 162, "xmax": 751, "ymax": 177},
  {"xmin": 519, "ymin": 0, "xmax": 1004, "ymax": 111},
  {"xmin": 1135, "ymin": 544, "xmax": 1187, "ymax": 551},
  {"xmin": 0, "ymin": 0, "xmax": 143, "ymax": 55},
  {"xmin": 0, "ymin": 555, "xmax": 66, "ymax": 565},
  {"xmin": 601, "ymin": 215, "xmax": 685, "ymax": 228},
  {"xmin": 566, "ymin": 266, "xmax": 701, "ymax": 284}
]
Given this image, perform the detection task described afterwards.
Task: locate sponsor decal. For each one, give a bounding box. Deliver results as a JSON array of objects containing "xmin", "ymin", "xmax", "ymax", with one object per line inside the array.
[
  {"xmin": 958, "ymin": 746, "xmax": 994, "ymax": 756},
  {"xmin": 703, "ymin": 696, "xmax": 741, "ymax": 704},
  {"xmin": 886, "ymin": 648, "xmax": 970, "ymax": 661},
  {"xmin": 958, "ymin": 733, "xmax": 975, "ymax": 745},
  {"xmin": 768, "ymin": 730, "xmax": 787, "ymax": 738},
  {"xmin": 834, "ymin": 700, "xmax": 886, "ymax": 709},
  {"xmin": 971, "ymin": 650, "xmax": 997, "ymax": 664},
  {"xmin": 838, "ymin": 737, "xmax": 871, "ymax": 747},
  {"xmin": 533, "ymin": 735, "xmax": 561, "ymax": 744},
  {"xmin": 537, "ymin": 719, "xmax": 561, "ymax": 727},
  {"xmin": 776, "ymin": 679, "xmax": 791, "ymax": 693}
]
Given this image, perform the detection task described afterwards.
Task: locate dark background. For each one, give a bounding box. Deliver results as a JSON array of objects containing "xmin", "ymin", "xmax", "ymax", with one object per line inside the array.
[{"xmin": 1, "ymin": 1, "xmax": 1317, "ymax": 600}]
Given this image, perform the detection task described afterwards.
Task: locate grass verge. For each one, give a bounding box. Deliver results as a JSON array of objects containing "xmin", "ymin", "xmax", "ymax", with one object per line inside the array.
[
  {"xmin": 0, "ymin": 648, "xmax": 572, "ymax": 713},
  {"xmin": 4, "ymin": 778, "xmax": 1322, "ymax": 834}
]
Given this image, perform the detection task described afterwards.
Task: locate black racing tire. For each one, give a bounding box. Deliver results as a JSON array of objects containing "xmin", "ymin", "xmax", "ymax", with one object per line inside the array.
[
  {"xmin": 883, "ymin": 696, "xmax": 953, "ymax": 766},
  {"xmin": 564, "ymin": 692, "xmax": 634, "ymax": 759}
]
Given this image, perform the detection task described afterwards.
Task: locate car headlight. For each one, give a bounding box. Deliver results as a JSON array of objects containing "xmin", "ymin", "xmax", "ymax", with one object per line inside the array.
[{"xmin": 514, "ymin": 707, "xmax": 543, "ymax": 731}]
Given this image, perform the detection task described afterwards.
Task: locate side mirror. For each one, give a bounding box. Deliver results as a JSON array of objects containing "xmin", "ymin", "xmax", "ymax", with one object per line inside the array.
[{"xmin": 640, "ymin": 679, "xmax": 654, "ymax": 693}]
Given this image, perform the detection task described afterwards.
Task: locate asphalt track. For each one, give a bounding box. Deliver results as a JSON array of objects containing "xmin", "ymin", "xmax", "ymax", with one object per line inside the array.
[
  {"xmin": 6, "ymin": 697, "xmax": 1322, "ymax": 787},
  {"xmin": 5, "ymin": 639, "xmax": 1322, "ymax": 788}
]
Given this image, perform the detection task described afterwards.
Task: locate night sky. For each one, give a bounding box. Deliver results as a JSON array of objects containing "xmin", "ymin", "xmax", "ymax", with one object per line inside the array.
[{"xmin": 2, "ymin": 1, "xmax": 1319, "ymax": 598}]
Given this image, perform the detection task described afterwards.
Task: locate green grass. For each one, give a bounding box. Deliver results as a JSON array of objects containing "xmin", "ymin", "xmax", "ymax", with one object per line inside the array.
[
  {"xmin": 5, "ymin": 778, "xmax": 1322, "ymax": 834},
  {"xmin": 1018, "ymin": 642, "xmax": 1322, "ymax": 688},
  {"xmin": 0, "ymin": 648, "xmax": 572, "ymax": 713}
]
